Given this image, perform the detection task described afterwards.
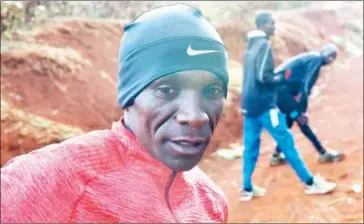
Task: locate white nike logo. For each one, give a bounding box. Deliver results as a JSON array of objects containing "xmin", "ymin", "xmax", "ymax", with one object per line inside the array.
[{"xmin": 186, "ymin": 44, "xmax": 219, "ymax": 56}]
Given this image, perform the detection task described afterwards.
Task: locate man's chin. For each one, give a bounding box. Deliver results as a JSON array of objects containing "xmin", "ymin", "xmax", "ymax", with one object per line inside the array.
[
  {"xmin": 165, "ymin": 157, "xmax": 201, "ymax": 172},
  {"xmin": 172, "ymin": 166, "xmax": 195, "ymax": 172}
]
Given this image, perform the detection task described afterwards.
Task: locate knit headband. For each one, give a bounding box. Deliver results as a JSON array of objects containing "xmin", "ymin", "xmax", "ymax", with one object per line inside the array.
[{"xmin": 117, "ymin": 4, "xmax": 229, "ymax": 108}]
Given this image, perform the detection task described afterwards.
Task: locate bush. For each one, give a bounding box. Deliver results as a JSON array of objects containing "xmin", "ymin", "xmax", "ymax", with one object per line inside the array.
[
  {"xmin": 1, "ymin": 1, "xmax": 314, "ymax": 38},
  {"xmin": 1, "ymin": 1, "xmax": 164, "ymax": 38}
]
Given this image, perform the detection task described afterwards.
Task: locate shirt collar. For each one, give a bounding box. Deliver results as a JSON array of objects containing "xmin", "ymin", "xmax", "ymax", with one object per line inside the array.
[{"xmin": 111, "ymin": 118, "xmax": 176, "ymax": 176}]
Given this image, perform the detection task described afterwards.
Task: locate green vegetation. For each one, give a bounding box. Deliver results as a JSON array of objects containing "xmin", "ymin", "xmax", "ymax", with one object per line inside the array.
[{"xmin": 1, "ymin": 100, "xmax": 84, "ymax": 144}]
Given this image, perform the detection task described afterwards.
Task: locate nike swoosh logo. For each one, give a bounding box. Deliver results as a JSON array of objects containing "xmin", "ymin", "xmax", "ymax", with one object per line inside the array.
[{"xmin": 187, "ymin": 44, "xmax": 219, "ymax": 56}]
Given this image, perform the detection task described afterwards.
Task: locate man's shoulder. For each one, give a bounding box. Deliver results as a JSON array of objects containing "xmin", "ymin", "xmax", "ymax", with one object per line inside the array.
[
  {"xmin": 44, "ymin": 129, "xmax": 122, "ymax": 160},
  {"xmin": 0, "ymin": 129, "xmax": 129, "ymax": 223},
  {"xmin": 276, "ymin": 52, "xmax": 306, "ymax": 72},
  {"xmin": 60, "ymin": 129, "xmax": 121, "ymax": 152},
  {"xmin": 298, "ymin": 51, "xmax": 321, "ymax": 64},
  {"xmin": 245, "ymin": 33, "xmax": 269, "ymax": 50},
  {"xmin": 53, "ymin": 129, "xmax": 129, "ymax": 175},
  {"xmin": 255, "ymin": 37, "xmax": 269, "ymax": 48},
  {"xmin": 3, "ymin": 129, "xmax": 127, "ymax": 182}
]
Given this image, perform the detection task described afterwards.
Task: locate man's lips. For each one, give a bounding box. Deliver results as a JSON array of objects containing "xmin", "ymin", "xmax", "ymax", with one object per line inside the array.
[
  {"xmin": 167, "ymin": 137, "xmax": 209, "ymax": 156},
  {"xmin": 170, "ymin": 137, "xmax": 207, "ymax": 144}
]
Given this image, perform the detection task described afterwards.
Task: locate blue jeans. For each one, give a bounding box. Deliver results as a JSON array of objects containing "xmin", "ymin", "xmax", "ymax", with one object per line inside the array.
[{"xmin": 243, "ymin": 108, "xmax": 313, "ymax": 191}]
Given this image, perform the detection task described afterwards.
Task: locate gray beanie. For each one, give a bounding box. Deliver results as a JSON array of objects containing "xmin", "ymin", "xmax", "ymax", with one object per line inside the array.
[{"xmin": 117, "ymin": 4, "xmax": 229, "ymax": 108}]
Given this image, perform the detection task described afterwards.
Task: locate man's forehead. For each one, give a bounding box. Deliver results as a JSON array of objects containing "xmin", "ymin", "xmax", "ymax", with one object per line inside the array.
[{"xmin": 155, "ymin": 70, "xmax": 222, "ymax": 84}]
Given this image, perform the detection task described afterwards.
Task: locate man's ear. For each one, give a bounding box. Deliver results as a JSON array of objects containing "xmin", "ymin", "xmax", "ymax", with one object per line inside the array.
[{"xmin": 123, "ymin": 108, "xmax": 132, "ymax": 132}]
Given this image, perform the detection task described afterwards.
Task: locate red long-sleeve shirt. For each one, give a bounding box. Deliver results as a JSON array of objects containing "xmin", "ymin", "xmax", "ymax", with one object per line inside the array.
[{"xmin": 1, "ymin": 119, "xmax": 229, "ymax": 223}]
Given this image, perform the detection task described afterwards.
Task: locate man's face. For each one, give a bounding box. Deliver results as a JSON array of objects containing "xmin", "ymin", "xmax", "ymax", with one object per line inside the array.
[
  {"xmin": 324, "ymin": 55, "xmax": 336, "ymax": 65},
  {"xmin": 264, "ymin": 17, "xmax": 276, "ymax": 37},
  {"xmin": 125, "ymin": 70, "xmax": 225, "ymax": 172}
]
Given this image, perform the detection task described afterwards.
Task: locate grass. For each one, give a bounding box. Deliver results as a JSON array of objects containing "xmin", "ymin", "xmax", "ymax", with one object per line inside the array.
[
  {"xmin": 344, "ymin": 20, "xmax": 363, "ymax": 36},
  {"xmin": 1, "ymin": 100, "xmax": 84, "ymax": 144},
  {"xmin": 1, "ymin": 40, "xmax": 91, "ymax": 76}
]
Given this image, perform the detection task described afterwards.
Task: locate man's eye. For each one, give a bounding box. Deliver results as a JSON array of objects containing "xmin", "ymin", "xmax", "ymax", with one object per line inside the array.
[
  {"xmin": 154, "ymin": 86, "xmax": 179, "ymax": 99},
  {"xmin": 203, "ymin": 85, "xmax": 224, "ymax": 100}
]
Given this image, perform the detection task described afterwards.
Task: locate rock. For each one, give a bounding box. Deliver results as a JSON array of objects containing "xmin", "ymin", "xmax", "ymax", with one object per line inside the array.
[
  {"xmin": 351, "ymin": 184, "xmax": 362, "ymax": 193},
  {"xmin": 215, "ymin": 147, "xmax": 243, "ymax": 160},
  {"xmin": 346, "ymin": 197, "xmax": 354, "ymax": 204},
  {"xmin": 339, "ymin": 172, "xmax": 349, "ymax": 179}
]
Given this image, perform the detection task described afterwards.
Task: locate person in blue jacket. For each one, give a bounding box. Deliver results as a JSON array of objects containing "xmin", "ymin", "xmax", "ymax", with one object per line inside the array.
[
  {"xmin": 269, "ymin": 43, "xmax": 345, "ymax": 166},
  {"xmin": 240, "ymin": 12, "xmax": 336, "ymax": 201}
]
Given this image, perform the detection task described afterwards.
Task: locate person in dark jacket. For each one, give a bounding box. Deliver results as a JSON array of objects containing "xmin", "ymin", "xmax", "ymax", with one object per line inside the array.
[
  {"xmin": 240, "ymin": 12, "xmax": 336, "ymax": 201},
  {"xmin": 270, "ymin": 43, "xmax": 345, "ymax": 166}
]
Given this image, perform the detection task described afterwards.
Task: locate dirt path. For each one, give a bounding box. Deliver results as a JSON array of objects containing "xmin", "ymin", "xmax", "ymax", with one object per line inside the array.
[{"xmin": 199, "ymin": 55, "xmax": 363, "ymax": 223}]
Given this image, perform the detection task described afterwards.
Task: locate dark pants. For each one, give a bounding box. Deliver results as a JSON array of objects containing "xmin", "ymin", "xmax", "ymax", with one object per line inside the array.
[{"xmin": 275, "ymin": 115, "xmax": 326, "ymax": 155}]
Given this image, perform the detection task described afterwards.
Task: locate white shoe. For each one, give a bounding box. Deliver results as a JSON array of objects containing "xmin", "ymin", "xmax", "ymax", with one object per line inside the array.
[
  {"xmin": 305, "ymin": 175, "xmax": 336, "ymax": 195},
  {"xmin": 318, "ymin": 150, "xmax": 345, "ymax": 163},
  {"xmin": 240, "ymin": 185, "xmax": 266, "ymax": 201}
]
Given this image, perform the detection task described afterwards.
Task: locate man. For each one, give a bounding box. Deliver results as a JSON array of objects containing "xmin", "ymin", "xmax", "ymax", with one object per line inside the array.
[
  {"xmin": 240, "ymin": 12, "xmax": 336, "ymax": 201},
  {"xmin": 1, "ymin": 4, "xmax": 229, "ymax": 223},
  {"xmin": 270, "ymin": 43, "xmax": 345, "ymax": 166}
]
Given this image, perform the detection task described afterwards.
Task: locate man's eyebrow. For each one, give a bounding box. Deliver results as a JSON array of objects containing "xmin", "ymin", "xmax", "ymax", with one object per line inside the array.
[
  {"xmin": 208, "ymin": 76, "xmax": 223, "ymax": 86},
  {"xmin": 150, "ymin": 75, "xmax": 179, "ymax": 86}
]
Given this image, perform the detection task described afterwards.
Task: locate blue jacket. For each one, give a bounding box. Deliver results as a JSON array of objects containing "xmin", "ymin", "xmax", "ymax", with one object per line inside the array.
[
  {"xmin": 275, "ymin": 51, "xmax": 325, "ymax": 117},
  {"xmin": 241, "ymin": 30, "xmax": 284, "ymax": 117}
]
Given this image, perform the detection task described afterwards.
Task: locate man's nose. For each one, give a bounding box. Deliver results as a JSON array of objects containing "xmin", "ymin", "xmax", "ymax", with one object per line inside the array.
[{"xmin": 175, "ymin": 92, "xmax": 209, "ymax": 128}]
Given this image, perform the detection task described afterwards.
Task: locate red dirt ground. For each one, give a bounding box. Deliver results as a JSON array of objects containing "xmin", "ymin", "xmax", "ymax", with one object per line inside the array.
[
  {"xmin": 1, "ymin": 5, "xmax": 363, "ymax": 222},
  {"xmin": 1, "ymin": 19, "xmax": 124, "ymax": 132},
  {"xmin": 199, "ymin": 54, "xmax": 363, "ymax": 223}
]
